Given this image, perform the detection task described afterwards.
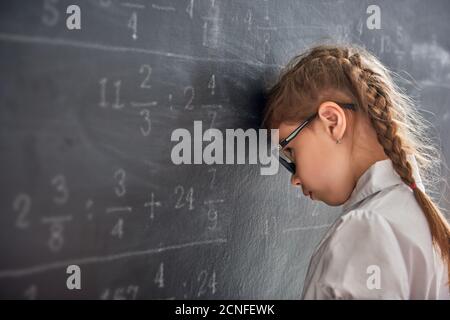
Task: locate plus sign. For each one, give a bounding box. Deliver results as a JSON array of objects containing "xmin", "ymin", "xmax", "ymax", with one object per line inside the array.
[{"xmin": 144, "ymin": 192, "xmax": 162, "ymax": 220}]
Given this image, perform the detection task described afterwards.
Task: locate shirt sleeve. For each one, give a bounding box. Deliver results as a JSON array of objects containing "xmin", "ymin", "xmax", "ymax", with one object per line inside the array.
[{"xmin": 302, "ymin": 210, "xmax": 410, "ymax": 299}]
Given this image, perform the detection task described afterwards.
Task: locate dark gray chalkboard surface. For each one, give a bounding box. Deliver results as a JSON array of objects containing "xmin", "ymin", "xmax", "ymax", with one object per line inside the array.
[{"xmin": 0, "ymin": 0, "xmax": 449, "ymax": 299}]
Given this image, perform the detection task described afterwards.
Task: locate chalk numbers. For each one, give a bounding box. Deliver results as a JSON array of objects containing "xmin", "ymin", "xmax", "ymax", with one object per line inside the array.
[
  {"xmin": 98, "ymin": 78, "xmax": 124, "ymax": 109},
  {"xmin": 114, "ymin": 168, "xmax": 126, "ymax": 197},
  {"xmin": 52, "ymin": 174, "xmax": 69, "ymax": 205},
  {"xmin": 197, "ymin": 270, "xmax": 217, "ymax": 297},
  {"xmin": 139, "ymin": 64, "xmax": 152, "ymax": 89},
  {"xmin": 140, "ymin": 109, "xmax": 151, "ymax": 136},
  {"xmin": 13, "ymin": 193, "xmax": 31, "ymax": 229},
  {"xmin": 128, "ymin": 11, "xmax": 138, "ymax": 40},
  {"xmin": 154, "ymin": 262, "xmax": 164, "ymax": 288},
  {"xmin": 174, "ymin": 185, "xmax": 194, "ymax": 210},
  {"xmin": 100, "ymin": 285, "xmax": 139, "ymax": 300},
  {"xmin": 111, "ymin": 218, "xmax": 124, "ymax": 239}
]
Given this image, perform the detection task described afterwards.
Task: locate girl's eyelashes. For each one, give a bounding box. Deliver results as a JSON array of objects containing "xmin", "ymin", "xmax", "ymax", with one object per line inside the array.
[{"xmin": 285, "ymin": 147, "xmax": 294, "ymax": 158}]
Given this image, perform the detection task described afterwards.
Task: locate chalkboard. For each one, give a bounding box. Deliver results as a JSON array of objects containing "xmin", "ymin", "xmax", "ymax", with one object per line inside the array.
[{"xmin": 0, "ymin": 0, "xmax": 449, "ymax": 299}]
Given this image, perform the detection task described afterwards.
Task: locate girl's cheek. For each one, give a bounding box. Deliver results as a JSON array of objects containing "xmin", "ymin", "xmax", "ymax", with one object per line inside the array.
[
  {"xmin": 298, "ymin": 154, "xmax": 315, "ymax": 177},
  {"xmin": 305, "ymin": 152, "xmax": 329, "ymax": 179}
]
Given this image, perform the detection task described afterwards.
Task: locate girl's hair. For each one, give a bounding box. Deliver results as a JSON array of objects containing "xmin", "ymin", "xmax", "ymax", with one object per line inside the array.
[{"xmin": 262, "ymin": 43, "xmax": 450, "ymax": 286}]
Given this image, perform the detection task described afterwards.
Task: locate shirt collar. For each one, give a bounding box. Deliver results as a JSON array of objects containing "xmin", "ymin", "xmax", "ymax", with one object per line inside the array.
[{"xmin": 341, "ymin": 154, "xmax": 425, "ymax": 212}]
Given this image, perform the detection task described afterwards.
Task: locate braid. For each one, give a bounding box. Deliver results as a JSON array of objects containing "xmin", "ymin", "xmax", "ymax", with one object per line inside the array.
[
  {"xmin": 361, "ymin": 67, "xmax": 416, "ymax": 188},
  {"xmin": 339, "ymin": 50, "xmax": 450, "ymax": 284}
]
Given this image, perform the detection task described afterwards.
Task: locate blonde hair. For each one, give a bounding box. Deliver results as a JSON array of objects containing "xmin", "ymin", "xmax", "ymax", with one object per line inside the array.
[{"xmin": 262, "ymin": 43, "xmax": 450, "ymax": 286}]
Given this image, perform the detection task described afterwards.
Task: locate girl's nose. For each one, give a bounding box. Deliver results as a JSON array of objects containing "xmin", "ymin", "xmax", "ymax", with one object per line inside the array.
[{"xmin": 290, "ymin": 173, "xmax": 301, "ymax": 187}]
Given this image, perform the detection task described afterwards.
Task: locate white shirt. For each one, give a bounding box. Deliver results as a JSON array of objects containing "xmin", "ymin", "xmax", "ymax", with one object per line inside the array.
[{"xmin": 301, "ymin": 154, "xmax": 450, "ymax": 299}]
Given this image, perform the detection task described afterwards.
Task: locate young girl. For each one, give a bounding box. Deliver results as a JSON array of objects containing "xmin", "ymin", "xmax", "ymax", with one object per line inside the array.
[{"xmin": 262, "ymin": 43, "xmax": 450, "ymax": 299}]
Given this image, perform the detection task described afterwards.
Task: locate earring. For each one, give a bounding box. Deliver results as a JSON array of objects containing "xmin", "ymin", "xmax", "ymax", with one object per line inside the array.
[{"xmin": 336, "ymin": 138, "xmax": 342, "ymax": 144}]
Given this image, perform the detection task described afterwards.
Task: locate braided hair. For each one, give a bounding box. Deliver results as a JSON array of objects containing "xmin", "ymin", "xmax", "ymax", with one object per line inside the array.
[{"xmin": 263, "ymin": 43, "xmax": 450, "ymax": 286}]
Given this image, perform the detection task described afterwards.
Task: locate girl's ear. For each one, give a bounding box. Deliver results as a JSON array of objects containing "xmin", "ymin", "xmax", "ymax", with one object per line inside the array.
[{"xmin": 317, "ymin": 101, "xmax": 347, "ymax": 142}]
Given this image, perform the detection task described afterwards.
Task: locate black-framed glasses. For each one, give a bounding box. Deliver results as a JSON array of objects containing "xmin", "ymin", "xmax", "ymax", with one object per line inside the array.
[{"xmin": 275, "ymin": 102, "xmax": 356, "ymax": 174}]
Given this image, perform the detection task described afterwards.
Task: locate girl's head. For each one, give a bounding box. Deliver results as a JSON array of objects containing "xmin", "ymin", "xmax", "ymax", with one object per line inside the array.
[
  {"xmin": 263, "ymin": 43, "xmax": 450, "ymax": 283},
  {"xmin": 276, "ymin": 98, "xmax": 387, "ymax": 206}
]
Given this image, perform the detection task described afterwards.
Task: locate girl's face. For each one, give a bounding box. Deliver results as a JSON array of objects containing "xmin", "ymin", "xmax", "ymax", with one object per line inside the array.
[{"xmin": 277, "ymin": 102, "xmax": 358, "ymax": 206}]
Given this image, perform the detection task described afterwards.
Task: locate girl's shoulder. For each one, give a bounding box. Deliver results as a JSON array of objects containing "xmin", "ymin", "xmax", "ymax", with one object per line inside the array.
[
  {"xmin": 331, "ymin": 209, "xmax": 398, "ymax": 248},
  {"xmin": 341, "ymin": 183, "xmax": 433, "ymax": 249},
  {"xmin": 305, "ymin": 207, "xmax": 449, "ymax": 299},
  {"xmin": 303, "ymin": 209, "xmax": 411, "ymax": 299}
]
